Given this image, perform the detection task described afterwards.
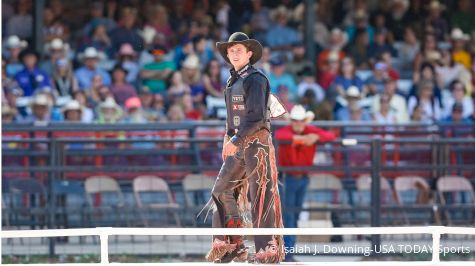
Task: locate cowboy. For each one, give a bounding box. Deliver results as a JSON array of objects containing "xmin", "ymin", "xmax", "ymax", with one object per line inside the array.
[
  {"xmin": 74, "ymin": 47, "xmax": 111, "ymax": 90},
  {"xmin": 14, "ymin": 48, "xmax": 52, "ymax": 97},
  {"xmin": 275, "ymin": 105, "xmax": 336, "ymax": 262},
  {"xmin": 205, "ymin": 32, "xmax": 285, "ymax": 263}
]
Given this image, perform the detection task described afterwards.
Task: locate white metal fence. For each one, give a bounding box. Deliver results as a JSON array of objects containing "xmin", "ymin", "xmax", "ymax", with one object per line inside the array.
[{"xmin": 2, "ymin": 226, "xmax": 475, "ymax": 266}]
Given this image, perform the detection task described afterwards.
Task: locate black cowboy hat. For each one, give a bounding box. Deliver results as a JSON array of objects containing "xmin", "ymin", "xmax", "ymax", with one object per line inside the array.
[
  {"xmin": 19, "ymin": 48, "xmax": 40, "ymax": 62},
  {"xmin": 216, "ymin": 32, "xmax": 263, "ymax": 65}
]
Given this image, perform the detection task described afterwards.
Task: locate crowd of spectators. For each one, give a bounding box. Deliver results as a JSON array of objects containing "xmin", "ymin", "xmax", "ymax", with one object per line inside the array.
[{"xmin": 2, "ymin": 0, "xmax": 475, "ymax": 125}]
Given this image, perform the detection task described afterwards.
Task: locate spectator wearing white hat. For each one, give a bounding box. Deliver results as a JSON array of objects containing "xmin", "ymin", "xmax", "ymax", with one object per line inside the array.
[
  {"xmin": 72, "ymin": 90, "xmax": 94, "ymax": 123},
  {"xmin": 62, "ymin": 100, "xmax": 83, "ymax": 122},
  {"xmin": 95, "ymin": 97, "xmax": 123, "ymax": 124},
  {"xmin": 180, "ymin": 54, "xmax": 205, "ymax": 103},
  {"xmin": 275, "ymin": 105, "xmax": 336, "ymax": 262},
  {"xmin": 450, "ymin": 28, "xmax": 471, "ymax": 69},
  {"xmin": 40, "ymin": 38, "xmax": 70, "ymax": 76},
  {"xmin": 2, "ymin": 104, "xmax": 19, "ymax": 123},
  {"xmin": 74, "ymin": 47, "xmax": 111, "ymax": 90},
  {"xmin": 335, "ymin": 86, "xmax": 371, "ymax": 121},
  {"xmin": 23, "ymin": 93, "xmax": 57, "ymax": 123},
  {"xmin": 3, "ymin": 35, "xmax": 28, "ymax": 77}
]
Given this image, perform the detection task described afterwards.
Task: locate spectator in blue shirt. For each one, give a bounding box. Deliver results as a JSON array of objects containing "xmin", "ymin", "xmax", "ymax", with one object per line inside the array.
[
  {"xmin": 4, "ymin": 35, "xmax": 27, "ymax": 77},
  {"xmin": 23, "ymin": 92, "xmax": 62, "ymax": 123},
  {"xmin": 367, "ymin": 28, "xmax": 397, "ymax": 64},
  {"xmin": 265, "ymin": 5, "xmax": 301, "ymax": 51},
  {"xmin": 268, "ymin": 56, "xmax": 298, "ymax": 100},
  {"xmin": 346, "ymin": 9, "xmax": 375, "ymax": 44},
  {"xmin": 14, "ymin": 49, "xmax": 51, "ymax": 97},
  {"xmin": 332, "ymin": 57, "xmax": 365, "ymax": 97},
  {"xmin": 108, "ymin": 7, "xmax": 144, "ymax": 55},
  {"xmin": 173, "ymin": 37, "xmax": 194, "ymax": 70},
  {"xmin": 74, "ymin": 47, "xmax": 111, "ymax": 90},
  {"xmin": 442, "ymin": 102, "xmax": 471, "ymax": 123}
]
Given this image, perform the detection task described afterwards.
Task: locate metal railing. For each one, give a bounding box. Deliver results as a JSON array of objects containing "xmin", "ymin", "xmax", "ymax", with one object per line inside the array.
[
  {"xmin": 2, "ymin": 122, "xmax": 475, "ymax": 257},
  {"xmin": 2, "ymin": 226, "xmax": 475, "ymax": 265}
]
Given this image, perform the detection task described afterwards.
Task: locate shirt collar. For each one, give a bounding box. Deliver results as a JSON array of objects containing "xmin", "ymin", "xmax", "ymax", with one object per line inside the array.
[{"xmin": 230, "ymin": 64, "xmax": 251, "ymax": 78}]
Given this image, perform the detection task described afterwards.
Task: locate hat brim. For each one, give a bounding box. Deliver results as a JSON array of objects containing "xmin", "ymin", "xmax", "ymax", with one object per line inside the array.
[
  {"xmin": 451, "ymin": 35, "xmax": 469, "ymax": 41},
  {"xmin": 216, "ymin": 39, "xmax": 263, "ymax": 65}
]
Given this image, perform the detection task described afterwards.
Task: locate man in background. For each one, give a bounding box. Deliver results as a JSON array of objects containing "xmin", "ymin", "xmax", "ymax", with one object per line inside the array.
[{"xmin": 275, "ymin": 105, "xmax": 336, "ymax": 262}]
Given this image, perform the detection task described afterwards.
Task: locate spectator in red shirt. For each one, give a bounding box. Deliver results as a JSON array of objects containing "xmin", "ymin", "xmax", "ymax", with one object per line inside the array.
[
  {"xmin": 317, "ymin": 51, "xmax": 340, "ymax": 90},
  {"xmin": 275, "ymin": 105, "xmax": 336, "ymax": 262}
]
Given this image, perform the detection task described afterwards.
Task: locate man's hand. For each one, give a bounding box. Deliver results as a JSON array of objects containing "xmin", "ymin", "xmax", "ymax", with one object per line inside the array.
[
  {"xmin": 293, "ymin": 134, "xmax": 320, "ymax": 146},
  {"xmin": 222, "ymin": 140, "xmax": 238, "ymax": 160},
  {"xmin": 303, "ymin": 134, "xmax": 320, "ymax": 145}
]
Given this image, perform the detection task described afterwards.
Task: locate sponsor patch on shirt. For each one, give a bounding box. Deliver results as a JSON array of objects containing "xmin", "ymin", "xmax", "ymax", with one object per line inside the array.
[
  {"xmin": 232, "ymin": 95, "xmax": 244, "ymax": 102},
  {"xmin": 233, "ymin": 116, "xmax": 240, "ymax": 126},
  {"xmin": 232, "ymin": 104, "xmax": 245, "ymax": 110}
]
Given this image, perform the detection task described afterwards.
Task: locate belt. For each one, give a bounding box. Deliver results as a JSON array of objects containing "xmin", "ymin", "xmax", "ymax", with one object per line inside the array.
[{"xmin": 288, "ymin": 174, "xmax": 306, "ymax": 179}]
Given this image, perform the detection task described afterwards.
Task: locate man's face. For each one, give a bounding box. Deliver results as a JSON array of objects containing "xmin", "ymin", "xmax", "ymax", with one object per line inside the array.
[
  {"xmin": 293, "ymin": 46, "xmax": 305, "ymax": 58},
  {"xmin": 452, "ymin": 83, "xmax": 465, "ymax": 100},
  {"xmin": 384, "ymin": 81, "xmax": 396, "ymax": 95},
  {"xmin": 65, "ymin": 110, "xmax": 81, "ymax": 121},
  {"xmin": 123, "ymin": 12, "xmax": 136, "ymax": 29},
  {"xmin": 24, "ymin": 54, "xmax": 37, "ymax": 69},
  {"xmin": 452, "ymin": 109, "xmax": 463, "ymax": 121},
  {"xmin": 291, "ymin": 119, "xmax": 305, "ymax": 134},
  {"xmin": 32, "ymin": 105, "xmax": 48, "ymax": 119},
  {"xmin": 227, "ymin": 44, "xmax": 252, "ymax": 69},
  {"xmin": 272, "ymin": 64, "xmax": 286, "ymax": 76},
  {"xmin": 85, "ymin": 58, "xmax": 97, "ymax": 69}
]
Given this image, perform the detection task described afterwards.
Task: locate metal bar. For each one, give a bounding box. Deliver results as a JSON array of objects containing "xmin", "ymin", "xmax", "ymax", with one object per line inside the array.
[
  {"xmin": 33, "ymin": 0, "xmax": 45, "ymax": 54},
  {"xmin": 4, "ymin": 120, "xmax": 471, "ymax": 132},
  {"xmin": 3, "ymin": 226, "xmax": 475, "ymax": 238},
  {"xmin": 48, "ymin": 134, "xmax": 56, "ymax": 258},
  {"xmin": 370, "ymin": 139, "xmax": 381, "ymax": 255},
  {"xmin": 304, "ymin": 0, "xmax": 315, "ymax": 60}
]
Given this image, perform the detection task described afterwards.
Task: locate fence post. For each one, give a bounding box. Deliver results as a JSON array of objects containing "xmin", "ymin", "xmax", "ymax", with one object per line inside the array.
[
  {"xmin": 99, "ymin": 228, "xmax": 110, "ymax": 265},
  {"xmin": 48, "ymin": 135, "xmax": 56, "ymax": 258},
  {"xmin": 370, "ymin": 138, "xmax": 382, "ymax": 255},
  {"xmin": 304, "ymin": 0, "xmax": 316, "ymax": 61},
  {"xmin": 431, "ymin": 228, "xmax": 441, "ymax": 263}
]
